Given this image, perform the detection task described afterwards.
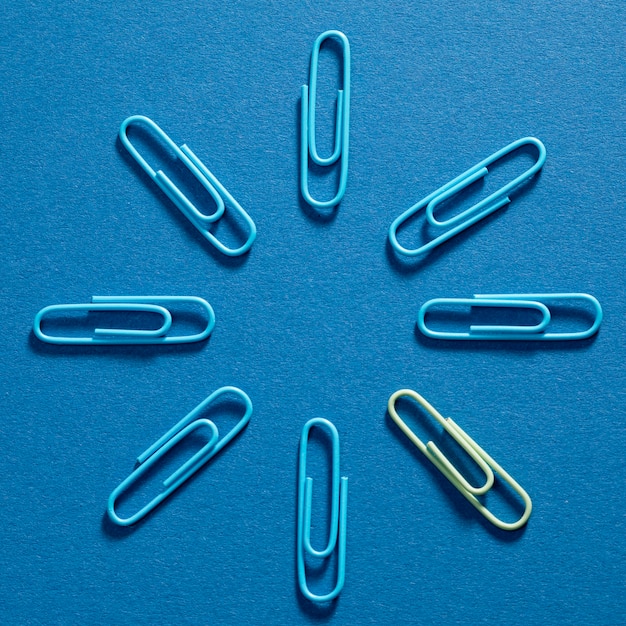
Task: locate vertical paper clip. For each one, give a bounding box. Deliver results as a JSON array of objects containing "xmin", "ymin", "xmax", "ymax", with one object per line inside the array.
[
  {"xmin": 387, "ymin": 389, "xmax": 531, "ymax": 531},
  {"xmin": 418, "ymin": 293, "xmax": 603, "ymax": 340},
  {"xmin": 107, "ymin": 386, "xmax": 253, "ymax": 526},
  {"xmin": 33, "ymin": 296, "xmax": 215, "ymax": 345},
  {"xmin": 120, "ymin": 115, "xmax": 256, "ymax": 256},
  {"xmin": 297, "ymin": 418, "xmax": 348, "ymax": 602},
  {"xmin": 388, "ymin": 137, "xmax": 546, "ymax": 256},
  {"xmin": 300, "ymin": 30, "xmax": 351, "ymax": 209}
]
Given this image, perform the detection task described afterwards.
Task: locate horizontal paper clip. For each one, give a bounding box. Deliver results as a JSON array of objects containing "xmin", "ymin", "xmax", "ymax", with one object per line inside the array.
[
  {"xmin": 33, "ymin": 296, "xmax": 215, "ymax": 345},
  {"xmin": 108, "ymin": 386, "xmax": 253, "ymax": 526},
  {"xmin": 418, "ymin": 293, "xmax": 602, "ymax": 340},
  {"xmin": 120, "ymin": 115, "xmax": 256, "ymax": 256},
  {"xmin": 300, "ymin": 30, "xmax": 350, "ymax": 209},
  {"xmin": 388, "ymin": 389, "xmax": 532, "ymax": 531},
  {"xmin": 297, "ymin": 418, "xmax": 348, "ymax": 602},
  {"xmin": 388, "ymin": 137, "xmax": 546, "ymax": 256}
]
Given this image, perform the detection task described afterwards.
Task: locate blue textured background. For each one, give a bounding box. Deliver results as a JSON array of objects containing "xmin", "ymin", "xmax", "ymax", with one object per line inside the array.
[{"xmin": 1, "ymin": 1, "xmax": 625, "ymax": 624}]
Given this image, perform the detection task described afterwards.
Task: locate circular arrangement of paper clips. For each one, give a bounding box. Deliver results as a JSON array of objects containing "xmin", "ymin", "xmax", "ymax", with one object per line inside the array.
[{"xmin": 32, "ymin": 29, "xmax": 603, "ymax": 605}]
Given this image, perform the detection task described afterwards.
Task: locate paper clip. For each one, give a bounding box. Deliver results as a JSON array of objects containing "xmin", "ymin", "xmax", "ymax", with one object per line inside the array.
[
  {"xmin": 297, "ymin": 418, "xmax": 348, "ymax": 602},
  {"xmin": 108, "ymin": 386, "xmax": 253, "ymax": 526},
  {"xmin": 300, "ymin": 30, "xmax": 350, "ymax": 209},
  {"xmin": 388, "ymin": 137, "xmax": 546, "ymax": 256},
  {"xmin": 387, "ymin": 389, "xmax": 532, "ymax": 531},
  {"xmin": 33, "ymin": 296, "xmax": 215, "ymax": 345},
  {"xmin": 120, "ymin": 115, "xmax": 256, "ymax": 256},
  {"xmin": 418, "ymin": 293, "xmax": 602, "ymax": 340}
]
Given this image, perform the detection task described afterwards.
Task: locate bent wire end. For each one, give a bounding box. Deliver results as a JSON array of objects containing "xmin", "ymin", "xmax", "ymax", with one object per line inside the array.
[
  {"xmin": 475, "ymin": 293, "xmax": 602, "ymax": 340},
  {"xmin": 92, "ymin": 296, "xmax": 216, "ymax": 343},
  {"xmin": 297, "ymin": 417, "xmax": 348, "ymax": 602},
  {"xmin": 387, "ymin": 389, "xmax": 531, "ymax": 531},
  {"xmin": 298, "ymin": 477, "xmax": 348, "ymax": 603},
  {"xmin": 449, "ymin": 420, "xmax": 532, "ymax": 531},
  {"xmin": 136, "ymin": 386, "xmax": 252, "ymax": 466},
  {"xmin": 178, "ymin": 144, "xmax": 257, "ymax": 256},
  {"xmin": 119, "ymin": 115, "xmax": 225, "ymax": 224},
  {"xmin": 388, "ymin": 390, "xmax": 494, "ymax": 496},
  {"xmin": 33, "ymin": 302, "xmax": 170, "ymax": 344}
]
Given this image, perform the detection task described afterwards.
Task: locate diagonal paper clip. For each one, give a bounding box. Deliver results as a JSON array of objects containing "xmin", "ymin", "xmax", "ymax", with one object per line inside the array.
[
  {"xmin": 107, "ymin": 386, "xmax": 253, "ymax": 526},
  {"xmin": 388, "ymin": 137, "xmax": 546, "ymax": 256},
  {"xmin": 388, "ymin": 389, "xmax": 532, "ymax": 531},
  {"xmin": 120, "ymin": 115, "xmax": 256, "ymax": 256}
]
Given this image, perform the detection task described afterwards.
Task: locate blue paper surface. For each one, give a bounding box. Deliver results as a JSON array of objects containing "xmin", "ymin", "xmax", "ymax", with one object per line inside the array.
[{"xmin": 1, "ymin": 1, "xmax": 625, "ymax": 624}]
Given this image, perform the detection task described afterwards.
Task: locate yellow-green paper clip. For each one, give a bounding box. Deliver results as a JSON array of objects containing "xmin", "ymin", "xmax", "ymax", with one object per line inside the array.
[{"xmin": 387, "ymin": 389, "xmax": 531, "ymax": 531}]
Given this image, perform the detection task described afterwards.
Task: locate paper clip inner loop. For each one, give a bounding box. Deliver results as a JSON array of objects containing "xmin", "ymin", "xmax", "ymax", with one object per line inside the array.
[
  {"xmin": 300, "ymin": 30, "xmax": 350, "ymax": 209},
  {"xmin": 120, "ymin": 115, "xmax": 256, "ymax": 256},
  {"xmin": 388, "ymin": 137, "xmax": 546, "ymax": 256},
  {"xmin": 297, "ymin": 418, "xmax": 348, "ymax": 602},
  {"xmin": 388, "ymin": 389, "xmax": 532, "ymax": 531},
  {"xmin": 107, "ymin": 386, "xmax": 253, "ymax": 526},
  {"xmin": 418, "ymin": 293, "xmax": 602, "ymax": 340},
  {"xmin": 34, "ymin": 296, "xmax": 215, "ymax": 345}
]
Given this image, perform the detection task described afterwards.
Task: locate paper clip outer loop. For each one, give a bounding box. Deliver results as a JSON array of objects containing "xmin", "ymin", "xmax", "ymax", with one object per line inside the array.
[
  {"xmin": 297, "ymin": 418, "xmax": 348, "ymax": 603},
  {"xmin": 388, "ymin": 390, "xmax": 532, "ymax": 531},
  {"xmin": 300, "ymin": 30, "xmax": 350, "ymax": 209},
  {"xmin": 107, "ymin": 386, "xmax": 253, "ymax": 526},
  {"xmin": 33, "ymin": 296, "xmax": 215, "ymax": 345},
  {"xmin": 388, "ymin": 137, "xmax": 546, "ymax": 256},
  {"xmin": 418, "ymin": 293, "xmax": 602, "ymax": 340},
  {"xmin": 120, "ymin": 115, "xmax": 225, "ymax": 224}
]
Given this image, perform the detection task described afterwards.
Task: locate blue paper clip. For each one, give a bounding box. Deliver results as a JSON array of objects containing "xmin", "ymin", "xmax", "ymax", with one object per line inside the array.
[
  {"xmin": 33, "ymin": 296, "xmax": 215, "ymax": 345},
  {"xmin": 108, "ymin": 386, "xmax": 253, "ymax": 526},
  {"xmin": 418, "ymin": 293, "xmax": 602, "ymax": 340},
  {"xmin": 120, "ymin": 115, "xmax": 256, "ymax": 256},
  {"xmin": 300, "ymin": 30, "xmax": 350, "ymax": 209},
  {"xmin": 297, "ymin": 418, "xmax": 348, "ymax": 603},
  {"xmin": 388, "ymin": 137, "xmax": 546, "ymax": 256},
  {"xmin": 388, "ymin": 389, "xmax": 532, "ymax": 531}
]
